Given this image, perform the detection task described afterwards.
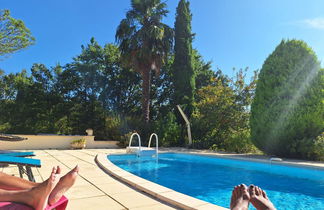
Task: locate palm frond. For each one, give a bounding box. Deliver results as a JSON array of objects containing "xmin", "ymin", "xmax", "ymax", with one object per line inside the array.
[{"xmin": 116, "ymin": 0, "xmax": 173, "ymax": 74}]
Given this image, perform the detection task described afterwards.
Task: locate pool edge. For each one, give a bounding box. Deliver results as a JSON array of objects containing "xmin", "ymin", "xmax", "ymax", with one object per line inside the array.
[{"xmin": 95, "ymin": 153, "xmax": 228, "ymax": 210}]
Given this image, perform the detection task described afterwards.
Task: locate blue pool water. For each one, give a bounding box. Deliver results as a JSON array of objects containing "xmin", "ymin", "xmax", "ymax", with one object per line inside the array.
[{"xmin": 108, "ymin": 153, "xmax": 324, "ymax": 210}]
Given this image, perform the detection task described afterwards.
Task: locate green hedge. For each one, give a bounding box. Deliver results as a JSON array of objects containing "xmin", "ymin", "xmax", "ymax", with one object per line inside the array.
[{"xmin": 250, "ymin": 40, "xmax": 324, "ymax": 159}]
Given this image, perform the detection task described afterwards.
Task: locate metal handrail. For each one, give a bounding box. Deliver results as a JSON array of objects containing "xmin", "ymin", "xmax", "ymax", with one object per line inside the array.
[
  {"xmin": 129, "ymin": 133, "xmax": 141, "ymax": 152},
  {"xmin": 148, "ymin": 133, "xmax": 158, "ymax": 156}
]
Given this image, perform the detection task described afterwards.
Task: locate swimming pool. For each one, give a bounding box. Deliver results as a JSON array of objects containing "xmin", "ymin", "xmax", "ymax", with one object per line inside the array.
[{"xmin": 108, "ymin": 153, "xmax": 324, "ymax": 210}]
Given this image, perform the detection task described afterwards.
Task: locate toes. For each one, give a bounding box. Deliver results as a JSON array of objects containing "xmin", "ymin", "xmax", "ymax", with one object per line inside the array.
[
  {"xmin": 249, "ymin": 185, "xmax": 256, "ymax": 197},
  {"xmin": 262, "ymin": 190, "xmax": 268, "ymax": 199},
  {"xmin": 255, "ymin": 186, "xmax": 261, "ymax": 196},
  {"xmin": 233, "ymin": 185, "xmax": 239, "ymax": 197},
  {"xmin": 73, "ymin": 165, "xmax": 80, "ymax": 173},
  {"xmin": 236, "ymin": 185, "xmax": 242, "ymax": 197},
  {"xmin": 239, "ymin": 184, "xmax": 246, "ymax": 191},
  {"xmin": 232, "ymin": 189, "xmax": 235, "ymax": 196},
  {"xmin": 52, "ymin": 166, "xmax": 57, "ymax": 174},
  {"xmin": 238, "ymin": 184, "xmax": 244, "ymax": 196},
  {"xmin": 241, "ymin": 184, "xmax": 249, "ymax": 200},
  {"xmin": 57, "ymin": 166, "xmax": 61, "ymax": 174}
]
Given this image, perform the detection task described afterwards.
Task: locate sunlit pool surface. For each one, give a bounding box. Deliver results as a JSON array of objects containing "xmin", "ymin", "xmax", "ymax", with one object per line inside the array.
[{"xmin": 108, "ymin": 153, "xmax": 324, "ymax": 209}]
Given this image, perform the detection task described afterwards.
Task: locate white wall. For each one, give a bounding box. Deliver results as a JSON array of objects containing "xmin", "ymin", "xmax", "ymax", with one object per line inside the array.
[{"xmin": 0, "ymin": 135, "xmax": 119, "ymax": 150}]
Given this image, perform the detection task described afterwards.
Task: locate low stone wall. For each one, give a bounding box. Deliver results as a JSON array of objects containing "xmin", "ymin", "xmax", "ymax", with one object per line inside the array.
[{"xmin": 0, "ymin": 135, "xmax": 119, "ymax": 150}]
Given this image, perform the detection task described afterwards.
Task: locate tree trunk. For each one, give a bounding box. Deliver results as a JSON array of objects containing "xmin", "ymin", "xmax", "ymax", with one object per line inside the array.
[{"xmin": 141, "ymin": 69, "xmax": 151, "ymax": 123}]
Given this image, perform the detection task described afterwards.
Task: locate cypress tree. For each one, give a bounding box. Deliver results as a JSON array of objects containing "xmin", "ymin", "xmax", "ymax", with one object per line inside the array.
[
  {"xmin": 250, "ymin": 40, "xmax": 324, "ymax": 159},
  {"xmin": 173, "ymin": 0, "xmax": 195, "ymax": 121}
]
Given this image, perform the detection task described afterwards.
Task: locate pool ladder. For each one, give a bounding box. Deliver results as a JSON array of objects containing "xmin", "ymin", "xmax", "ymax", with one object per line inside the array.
[{"xmin": 126, "ymin": 132, "xmax": 158, "ymax": 157}]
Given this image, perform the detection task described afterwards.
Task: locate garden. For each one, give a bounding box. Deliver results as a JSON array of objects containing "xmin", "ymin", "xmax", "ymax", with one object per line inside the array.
[{"xmin": 0, "ymin": 0, "xmax": 323, "ymax": 161}]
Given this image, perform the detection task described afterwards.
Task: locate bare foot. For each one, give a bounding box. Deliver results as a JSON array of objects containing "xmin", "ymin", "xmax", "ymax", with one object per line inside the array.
[
  {"xmin": 28, "ymin": 167, "xmax": 61, "ymax": 210},
  {"xmin": 249, "ymin": 185, "xmax": 276, "ymax": 210},
  {"xmin": 48, "ymin": 165, "xmax": 79, "ymax": 205},
  {"xmin": 230, "ymin": 184, "xmax": 250, "ymax": 210}
]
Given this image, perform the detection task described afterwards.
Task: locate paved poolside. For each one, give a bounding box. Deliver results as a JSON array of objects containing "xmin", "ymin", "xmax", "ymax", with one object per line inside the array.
[
  {"xmin": 0, "ymin": 149, "xmax": 177, "ymax": 210},
  {"xmin": 1, "ymin": 148, "xmax": 323, "ymax": 210}
]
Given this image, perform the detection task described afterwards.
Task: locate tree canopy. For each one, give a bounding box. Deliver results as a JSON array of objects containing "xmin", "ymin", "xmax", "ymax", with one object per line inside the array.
[
  {"xmin": 193, "ymin": 68, "xmax": 258, "ymax": 153},
  {"xmin": 0, "ymin": 9, "xmax": 35, "ymax": 59}
]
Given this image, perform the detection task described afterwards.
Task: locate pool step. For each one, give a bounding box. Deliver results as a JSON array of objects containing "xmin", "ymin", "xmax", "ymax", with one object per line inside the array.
[{"xmin": 140, "ymin": 149, "xmax": 157, "ymax": 156}]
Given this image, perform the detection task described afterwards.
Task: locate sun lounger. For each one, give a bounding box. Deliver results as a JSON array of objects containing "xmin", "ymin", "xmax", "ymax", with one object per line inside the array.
[
  {"xmin": 0, "ymin": 156, "xmax": 41, "ymax": 182},
  {"xmin": 0, "ymin": 151, "xmax": 35, "ymax": 157},
  {"xmin": 0, "ymin": 195, "xmax": 69, "ymax": 210}
]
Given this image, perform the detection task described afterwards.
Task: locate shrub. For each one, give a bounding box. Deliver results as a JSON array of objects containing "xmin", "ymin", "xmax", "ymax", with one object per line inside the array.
[
  {"xmin": 154, "ymin": 112, "xmax": 181, "ymax": 147},
  {"xmin": 70, "ymin": 138, "xmax": 86, "ymax": 149},
  {"xmin": 0, "ymin": 122, "xmax": 11, "ymax": 133},
  {"xmin": 208, "ymin": 129, "xmax": 259, "ymax": 153},
  {"xmin": 118, "ymin": 131, "xmax": 133, "ymax": 148},
  {"xmin": 250, "ymin": 40, "xmax": 324, "ymax": 158},
  {"xmin": 191, "ymin": 70, "xmax": 257, "ymax": 151},
  {"xmin": 104, "ymin": 115, "xmax": 122, "ymax": 141},
  {"xmin": 221, "ymin": 129, "xmax": 259, "ymax": 153},
  {"xmin": 54, "ymin": 116, "xmax": 72, "ymax": 135},
  {"xmin": 117, "ymin": 116, "xmax": 149, "ymax": 147},
  {"xmin": 312, "ymin": 133, "xmax": 324, "ymax": 161},
  {"xmin": 292, "ymin": 133, "xmax": 324, "ymax": 161},
  {"xmin": 117, "ymin": 113, "xmax": 181, "ymax": 148},
  {"xmin": 71, "ymin": 138, "xmax": 86, "ymax": 144}
]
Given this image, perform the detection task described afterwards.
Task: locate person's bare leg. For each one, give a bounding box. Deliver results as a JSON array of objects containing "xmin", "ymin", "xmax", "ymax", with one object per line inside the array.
[
  {"xmin": 0, "ymin": 171, "xmax": 38, "ymax": 190},
  {"xmin": 48, "ymin": 165, "xmax": 79, "ymax": 205},
  {"xmin": 249, "ymin": 185, "xmax": 276, "ymax": 210},
  {"xmin": 230, "ymin": 184, "xmax": 250, "ymax": 210},
  {"xmin": 0, "ymin": 167, "xmax": 60, "ymax": 210},
  {"xmin": 0, "ymin": 166, "xmax": 63, "ymax": 190}
]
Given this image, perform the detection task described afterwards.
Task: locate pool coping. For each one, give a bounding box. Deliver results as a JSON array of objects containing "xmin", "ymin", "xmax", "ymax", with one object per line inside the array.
[
  {"xmin": 96, "ymin": 153, "xmax": 228, "ymax": 210},
  {"xmin": 96, "ymin": 151, "xmax": 324, "ymax": 210},
  {"xmin": 171, "ymin": 151, "xmax": 324, "ymax": 171}
]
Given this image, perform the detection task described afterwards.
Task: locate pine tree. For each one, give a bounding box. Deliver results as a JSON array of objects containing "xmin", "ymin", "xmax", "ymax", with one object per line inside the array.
[{"xmin": 0, "ymin": 10, "xmax": 35, "ymax": 59}]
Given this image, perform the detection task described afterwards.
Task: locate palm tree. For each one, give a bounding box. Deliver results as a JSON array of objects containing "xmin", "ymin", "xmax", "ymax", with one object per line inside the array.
[{"xmin": 115, "ymin": 0, "xmax": 173, "ymax": 122}]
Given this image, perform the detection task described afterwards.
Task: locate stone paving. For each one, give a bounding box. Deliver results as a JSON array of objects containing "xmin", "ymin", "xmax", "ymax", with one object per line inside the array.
[
  {"xmin": 1, "ymin": 148, "xmax": 323, "ymax": 210},
  {"xmin": 1, "ymin": 149, "xmax": 177, "ymax": 210}
]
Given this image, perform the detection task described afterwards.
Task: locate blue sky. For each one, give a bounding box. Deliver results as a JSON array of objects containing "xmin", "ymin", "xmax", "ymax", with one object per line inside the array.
[{"xmin": 1, "ymin": 0, "xmax": 324, "ymax": 79}]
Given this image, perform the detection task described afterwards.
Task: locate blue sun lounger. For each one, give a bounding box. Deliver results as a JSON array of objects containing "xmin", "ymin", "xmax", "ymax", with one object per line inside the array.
[
  {"xmin": 0, "ymin": 156, "xmax": 41, "ymax": 182},
  {"xmin": 0, "ymin": 151, "xmax": 35, "ymax": 157}
]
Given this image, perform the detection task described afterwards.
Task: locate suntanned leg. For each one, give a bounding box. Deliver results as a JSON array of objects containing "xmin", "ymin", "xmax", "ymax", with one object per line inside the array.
[
  {"xmin": 0, "ymin": 166, "xmax": 64, "ymax": 190},
  {"xmin": 48, "ymin": 165, "xmax": 79, "ymax": 205},
  {"xmin": 249, "ymin": 185, "xmax": 276, "ymax": 210},
  {"xmin": 230, "ymin": 184, "xmax": 250, "ymax": 210},
  {"xmin": 0, "ymin": 171, "xmax": 38, "ymax": 190},
  {"xmin": 0, "ymin": 167, "xmax": 60, "ymax": 210},
  {"xmin": 0, "ymin": 165, "xmax": 78, "ymax": 206}
]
